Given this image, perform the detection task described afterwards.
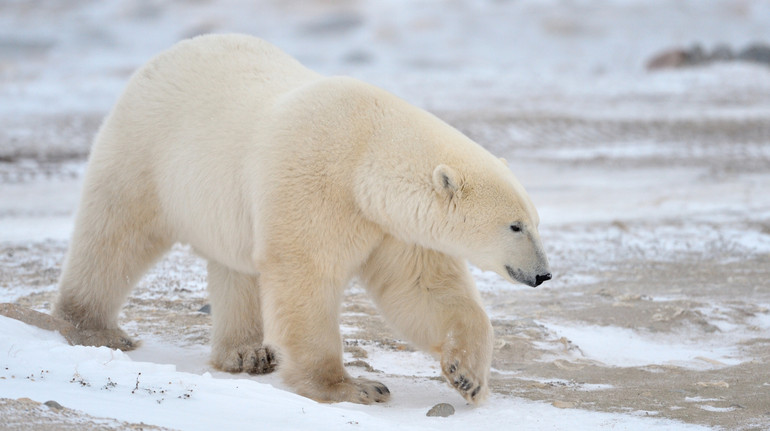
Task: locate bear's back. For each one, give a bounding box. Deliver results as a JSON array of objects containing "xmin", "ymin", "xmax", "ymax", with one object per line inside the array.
[
  {"xmin": 94, "ymin": 34, "xmax": 324, "ymax": 175},
  {"xmin": 118, "ymin": 34, "xmax": 320, "ymax": 118}
]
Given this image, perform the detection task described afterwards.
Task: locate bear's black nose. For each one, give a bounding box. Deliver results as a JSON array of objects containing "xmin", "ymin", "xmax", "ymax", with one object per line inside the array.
[{"xmin": 534, "ymin": 273, "xmax": 552, "ymax": 287}]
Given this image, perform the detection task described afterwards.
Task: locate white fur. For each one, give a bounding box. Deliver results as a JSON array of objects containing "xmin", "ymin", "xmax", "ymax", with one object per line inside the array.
[{"xmin": 54, "ymin": 34, "xmax": 549, "ymax": 405}]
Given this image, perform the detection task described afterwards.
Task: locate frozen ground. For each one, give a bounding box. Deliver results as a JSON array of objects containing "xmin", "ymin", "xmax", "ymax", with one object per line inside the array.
[{"xmin": 1, "ymin": 0, "xmax": 769, "ymax": 430}]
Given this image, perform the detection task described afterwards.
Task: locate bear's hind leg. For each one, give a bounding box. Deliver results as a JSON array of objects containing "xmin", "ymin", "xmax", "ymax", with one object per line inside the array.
[
  {"xmin": 207, "ymin": 261, "xmax": 276, "ymax": 374},
  {"xmin": 361, "ymin": 235, "xmax": 494, "ymax": 404},
  {"xmin": 54, "ymin": 184, "xmax": 171, "ymax": 351}
]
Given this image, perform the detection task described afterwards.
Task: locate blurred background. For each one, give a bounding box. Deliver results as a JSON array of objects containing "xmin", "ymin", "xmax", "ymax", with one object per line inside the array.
[{"xmin": 1, "ymin": 0, "xmax": 769, "ymax": 164}]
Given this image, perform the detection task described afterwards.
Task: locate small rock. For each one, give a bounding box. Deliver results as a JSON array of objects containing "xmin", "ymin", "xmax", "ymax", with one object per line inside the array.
[
  {"xmin": 44, "ymin": 400, "xmax": 63, "ymax": 410},
  {"xmin": 426, "ymin": 403, "xmax": 455, "ymax": 417},
  {"xmin": 198, "ymin": 304, "xmax": 211, "ymax": 314}
]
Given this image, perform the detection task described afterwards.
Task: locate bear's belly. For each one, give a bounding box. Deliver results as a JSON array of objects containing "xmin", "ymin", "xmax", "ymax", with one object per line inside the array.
[
  {"xmin": 154, "ymin": 151, "xmax": 267, "ymax": 275},
  {"xmin": 168, "ymin": 204, "xmax": 262, "ymax": 275}
]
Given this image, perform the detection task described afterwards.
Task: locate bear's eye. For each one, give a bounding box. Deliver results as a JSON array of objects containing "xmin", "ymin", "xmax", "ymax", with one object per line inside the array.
[{"xmin": 510, "ymin": 224, "xmax": 522, "ymax": 233}]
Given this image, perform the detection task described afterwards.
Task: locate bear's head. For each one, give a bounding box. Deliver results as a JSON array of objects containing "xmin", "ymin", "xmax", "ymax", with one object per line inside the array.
[
  {"xmin": 351, "ymin": 92, "xmax": 550, "ymax": 286},
  {"xmin": 429, "ymin": 161, "xmax": 551, "ymax": 288}
]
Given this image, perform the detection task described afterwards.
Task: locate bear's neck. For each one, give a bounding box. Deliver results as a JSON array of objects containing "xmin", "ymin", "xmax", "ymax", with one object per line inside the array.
[{"xmin": 352, "ymin": 98, "xmax": 479, "ymax": 256}]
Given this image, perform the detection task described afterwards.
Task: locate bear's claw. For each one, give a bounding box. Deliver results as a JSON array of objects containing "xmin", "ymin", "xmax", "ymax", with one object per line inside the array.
[
  {"xmin": 247, "ymin": 347, "xmax": 277, "ymax": 374},
  {"xmin": 303, "ymin": 376, "xmax": 390, "ymax": 404},
  {"xmin": 214, "ymin": 344, "xmax": 277, "ymax": 374},
  {"xmin": 442, "ymin": 359, "xmax": 488, "ymax": 404},
  {"xmin": 347, "ymin": 378, "xmax": 391, "ymax": 404}
]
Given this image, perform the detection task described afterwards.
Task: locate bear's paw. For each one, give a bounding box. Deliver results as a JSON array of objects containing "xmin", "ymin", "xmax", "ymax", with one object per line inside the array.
[
  {"xmin": 213, "ymin": 343, "xmax": 277, "ymax": 375},
  {"xmin": 313, "ymin": 377, "xmax": 391, "ymax": 404},
  {"xmin": 441, "ymin": 358, "xmax": 489, "ymax": 404}
]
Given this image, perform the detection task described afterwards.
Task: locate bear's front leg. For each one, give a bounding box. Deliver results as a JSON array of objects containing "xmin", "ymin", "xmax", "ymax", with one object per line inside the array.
[
  {"xmin": 440, "ymin": 309, "xmax": 494, "ymax": 403},
  {"xmin": 259, "ymin": 263, "xmax": 390, "ymax": 404},
  {"xmin": 361, "ymin": 235, "xmax": 493, "ymax": 404}
]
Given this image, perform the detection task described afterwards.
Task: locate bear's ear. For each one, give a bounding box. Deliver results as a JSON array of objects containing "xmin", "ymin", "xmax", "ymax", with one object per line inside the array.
[
  {"xmin": 499, "ymin": 157, "xmax": 508, "ymax": 166},
  {"xmin": 432, "ymin": 164, "xmax": 463, "ymax": 198}
]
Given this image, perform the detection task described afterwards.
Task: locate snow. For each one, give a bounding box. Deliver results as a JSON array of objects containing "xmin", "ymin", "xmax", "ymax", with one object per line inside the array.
[
  {"xmin": 0, "ymin": 316, "xmax": 708, "ymax": 431},
  {"xmin": 539, "ymin": 322, "xmax": 743, "ymax": 369}
]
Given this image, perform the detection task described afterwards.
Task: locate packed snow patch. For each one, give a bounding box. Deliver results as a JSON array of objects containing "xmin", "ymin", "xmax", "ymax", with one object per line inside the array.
[{"xmin": 540, "ymin": 322, "xmax": 744, "ymax": 369}]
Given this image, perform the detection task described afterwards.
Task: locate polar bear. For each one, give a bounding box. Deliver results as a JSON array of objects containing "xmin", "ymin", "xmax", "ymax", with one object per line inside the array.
[{"xmin": 54, "ymin": 34, "xmax": 551, "ymax": 405}]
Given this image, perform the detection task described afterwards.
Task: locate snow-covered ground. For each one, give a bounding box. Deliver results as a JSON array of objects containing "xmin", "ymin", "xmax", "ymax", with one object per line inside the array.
[
  {"xmin": 2, "ymin": 1, "xmax": 770, "ymax": 430},
  {"xmin": 2, "ymin": 315, "xmax": 713, "ymax": 431}
]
